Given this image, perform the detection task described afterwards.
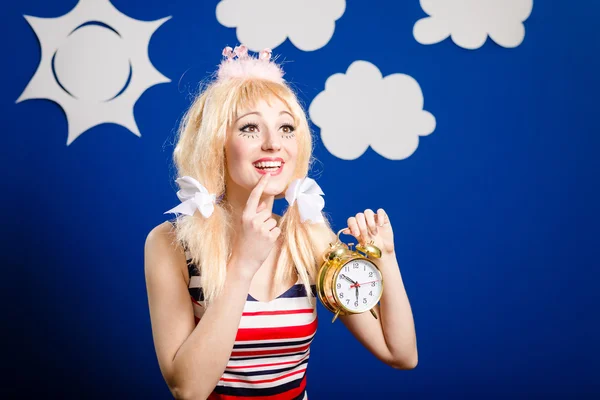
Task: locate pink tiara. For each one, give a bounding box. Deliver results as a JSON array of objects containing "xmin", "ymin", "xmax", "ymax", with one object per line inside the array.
[{"xmin": 216, "ymin": 45, "xmax": 285, "ymax": 84}]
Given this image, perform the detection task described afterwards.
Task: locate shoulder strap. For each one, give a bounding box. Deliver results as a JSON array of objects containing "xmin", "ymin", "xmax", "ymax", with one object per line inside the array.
[
  {"xmin": 170, "ymin": 219, "xmax": 201, "ymax": 281},
  {"xmin": 169, "ymin": 219, "xmax": 190, "ymax": 252}
]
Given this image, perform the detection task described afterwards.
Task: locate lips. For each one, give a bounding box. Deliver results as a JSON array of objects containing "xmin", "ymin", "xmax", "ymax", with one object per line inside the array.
[
  {"xmin": 253, "ymin": 157, "xmax": 284, "ymax": 164},
  {"xmin": 253, "ymin": 157, "xmax": 284, "ymax": 176}
]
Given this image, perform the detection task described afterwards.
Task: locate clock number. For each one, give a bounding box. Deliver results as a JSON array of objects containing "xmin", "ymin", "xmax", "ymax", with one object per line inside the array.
[
  {"xmin": 363, "ymin": 298, "xmax": 367, "ymax": 304},
  {"xmin": 346, "ymin": 299, "xmax": 350, "ymax": 305},
  {"xmin": 371, "ymin": 282, "xmax": 376, "ymax": 287},
  {"xmin": 354, "ymin": 301, "xmax": 359, "ymax": 307},
  {"xmin": 337, "ymin": 283, "xmax": 341, "ymax": 289},
  {"xmin": 369, "ymin": 291, "xmax": 373, "ymax": 296},
  {"xmin": 353, "ymin": 262, "xmax": 359, "ymax": 269},
  {"xmin": 345, "ymin": 266, "xmax": 349, "ymax": 272},
  {"xmin": 339, "ymin": 292, "xmax": 344, "ymax": 298},
  {"xmin": 369, "ymin": 272, "xmax": 373, "ymax": 278}
]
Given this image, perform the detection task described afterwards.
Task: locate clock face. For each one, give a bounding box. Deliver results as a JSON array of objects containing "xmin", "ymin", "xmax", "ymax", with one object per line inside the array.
[{"xmin": 334, "ymin": 258, "xmax": 382, "ymax": 313}]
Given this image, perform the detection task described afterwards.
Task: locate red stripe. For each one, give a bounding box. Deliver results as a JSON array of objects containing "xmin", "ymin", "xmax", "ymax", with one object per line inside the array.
[
  {"xmin": 235, "ymin": 316, "xmax": 318, "ymax": 341},
  {"xmin": 220, "ymin": 368, "xmax": 306, "ymax": 384},
  {"xmin": 231, "ymin": 343, "xmax": 310, "ymax": 357},
  {"xmin": 242, "ymin": 308, "xmax": 314, "ymax": 317},
  {"xmin": 208, "ymin": 375, "xmax": 306, "ymax": 400},
  {"xmin": 191, "ymin": 296, "xmax": 202, "ymax": 306},
  {"xmin": 226, "ymin": 354, "xmax": 309, "ymax": 370}
]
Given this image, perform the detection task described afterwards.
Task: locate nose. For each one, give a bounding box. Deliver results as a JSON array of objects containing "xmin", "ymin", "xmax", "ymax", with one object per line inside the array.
[{"xmin": 261, "ymin": 129, "xmax": 281, "ymax": 151}]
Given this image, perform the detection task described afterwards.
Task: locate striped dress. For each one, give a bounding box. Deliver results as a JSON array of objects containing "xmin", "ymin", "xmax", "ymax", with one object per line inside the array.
[{"xmin": 176, "ymin": 230, "xmax": 318, "ymax": 400}]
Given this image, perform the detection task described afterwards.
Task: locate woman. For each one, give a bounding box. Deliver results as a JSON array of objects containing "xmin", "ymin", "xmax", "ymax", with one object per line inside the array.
[{"xmin": 145, "ymin": 45, "xmax": 417, "ymax": 399}]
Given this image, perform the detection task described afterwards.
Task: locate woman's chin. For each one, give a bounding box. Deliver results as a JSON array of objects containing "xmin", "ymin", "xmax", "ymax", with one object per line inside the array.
[{"xmin": 263, "ymin": 188, "xmax": 285, "ymax": 198}]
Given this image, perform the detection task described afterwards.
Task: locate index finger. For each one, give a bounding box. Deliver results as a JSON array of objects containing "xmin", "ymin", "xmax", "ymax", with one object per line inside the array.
[{"xmin": 245, "ymin": 173, "xmax": 271, "ymax": 212}]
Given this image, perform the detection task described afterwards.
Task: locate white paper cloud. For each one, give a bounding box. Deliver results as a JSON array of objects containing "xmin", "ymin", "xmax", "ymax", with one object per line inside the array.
[
  {"xmin": 216, "ymin": 0, "xmax": 345, "ymax": 52},
  {"xmin": 413, "ymin": 0, "xmax": 533, "ymax": 49},
  {"xmin": 309, "ymin": 61, "xmax": 435, "ymax": 161}
]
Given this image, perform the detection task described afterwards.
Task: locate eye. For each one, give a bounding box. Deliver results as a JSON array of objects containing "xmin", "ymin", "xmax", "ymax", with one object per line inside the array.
[
  {"xmin": 240, "ymin": 123, "xmax": 258, "ymax": 133},
  {"xmin": 238, "ymin": 122, "xmax": 260, "ymax": 138},
  {"xmin": 280, "ymin": 124, "xmax": 296, "ymax": 137}
]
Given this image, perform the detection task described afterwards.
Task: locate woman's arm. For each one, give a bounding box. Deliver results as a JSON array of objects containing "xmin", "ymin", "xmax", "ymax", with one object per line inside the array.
[
  {"xmin": 144, "ymin": 222, "xmax": 252, "ymax": 399},
  {"xmin": 311, "ymin": 210, "xmax": 418, "ymax": 369},
  {"xmin": 339, "ymin": 251, "xmax": 418, "ymax": 369}
]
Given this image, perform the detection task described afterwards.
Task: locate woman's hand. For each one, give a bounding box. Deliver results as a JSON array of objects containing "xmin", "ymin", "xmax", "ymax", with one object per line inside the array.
[
  {"xmin": 230, "ymin": 173, "xmax": 281, "ymax": 279},
  {"xmin": 343, "ymin": 208, "xmax": 395, "ymax": 256}
]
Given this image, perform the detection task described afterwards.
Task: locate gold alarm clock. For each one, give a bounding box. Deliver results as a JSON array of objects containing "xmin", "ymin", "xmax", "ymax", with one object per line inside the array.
[{"xmin": 317, "ymin": 228, "xmax": 384, "ymax": 323}]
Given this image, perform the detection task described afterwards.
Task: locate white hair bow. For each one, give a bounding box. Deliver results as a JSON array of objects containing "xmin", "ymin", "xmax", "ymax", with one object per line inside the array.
[
  {"xmin": 285, "ymin": 177, "xmax": 325, "ymax": 223},
  {"xmin": 164, "ymin": 176, "xmax": 217, "ymax": 218}
]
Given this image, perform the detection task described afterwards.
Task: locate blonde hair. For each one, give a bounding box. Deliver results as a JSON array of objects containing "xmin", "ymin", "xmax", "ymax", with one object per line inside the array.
[{"xmin": 171, "ymin": 77, "xmax": 334, "ymax": 305}]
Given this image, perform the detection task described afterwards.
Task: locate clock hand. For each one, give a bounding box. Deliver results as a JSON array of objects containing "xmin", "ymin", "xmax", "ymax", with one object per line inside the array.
[
  {"xmin": 357, "ymin": 279, "xmax": 380, "ymax": 286},
  {"xmin": 340, "ymin": 274, "xmax": 358, "ymax": 286}
]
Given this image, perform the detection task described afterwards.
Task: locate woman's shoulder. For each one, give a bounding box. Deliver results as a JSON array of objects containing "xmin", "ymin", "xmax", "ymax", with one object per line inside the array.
[
  {"xmin": 144, "ymin": 220, "xmax": 189, "ymax": 281},
  {"xmin": 145, "ymin": 220, "xmax": 179, "ymax": 248}
]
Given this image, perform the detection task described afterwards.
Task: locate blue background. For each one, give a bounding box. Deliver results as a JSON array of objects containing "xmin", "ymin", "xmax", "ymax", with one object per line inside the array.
[{"xmin": 1, "ymin": 0, "xmax": 598, "ymax": 398}]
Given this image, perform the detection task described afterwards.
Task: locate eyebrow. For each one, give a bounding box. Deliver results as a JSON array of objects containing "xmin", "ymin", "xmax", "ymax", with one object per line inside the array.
[{"xmin": 235, "ymin": 110, "xmax": 293, "ymax": 122}]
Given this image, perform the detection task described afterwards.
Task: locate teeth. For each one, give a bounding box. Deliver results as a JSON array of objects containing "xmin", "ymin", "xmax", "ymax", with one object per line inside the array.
[{"xmin": 253, "ymin": 161, "xmax": 282, "ymax": 168}]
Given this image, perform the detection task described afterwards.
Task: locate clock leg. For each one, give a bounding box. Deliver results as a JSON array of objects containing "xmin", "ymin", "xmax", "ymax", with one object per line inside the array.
[
  {"xmin": 370, "ymin": 308, "xmax": 378, "ymax": 320},
  {"xmin": 332, "ymin": 310, "xmax": 341, "ymax": 323}
]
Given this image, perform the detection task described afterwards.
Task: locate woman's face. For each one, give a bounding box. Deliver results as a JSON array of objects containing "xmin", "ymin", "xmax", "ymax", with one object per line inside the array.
[{"xmin": 225, "ymin": 97, "xmax": 299, "ymax": 198}]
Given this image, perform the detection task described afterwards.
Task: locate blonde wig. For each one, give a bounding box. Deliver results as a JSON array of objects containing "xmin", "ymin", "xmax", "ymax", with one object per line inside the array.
[{"xmin": 171, "ymin": 76, "xmax": 334, "ymax": 305}]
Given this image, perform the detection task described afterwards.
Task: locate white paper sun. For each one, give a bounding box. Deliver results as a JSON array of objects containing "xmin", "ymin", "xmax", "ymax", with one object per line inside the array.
[{"xmin": 16, "ymin": 0, "xmax": 171, "ymax": 145}]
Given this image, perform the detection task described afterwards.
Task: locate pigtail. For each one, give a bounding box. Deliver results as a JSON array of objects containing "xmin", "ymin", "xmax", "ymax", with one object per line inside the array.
[
  {"xmin": 276, "ymin": 203, "xmax": 335, "ymax": 308},
  {"xmin": 174, "ymin": 202, "xmax": 232, "ymax": 303}
]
